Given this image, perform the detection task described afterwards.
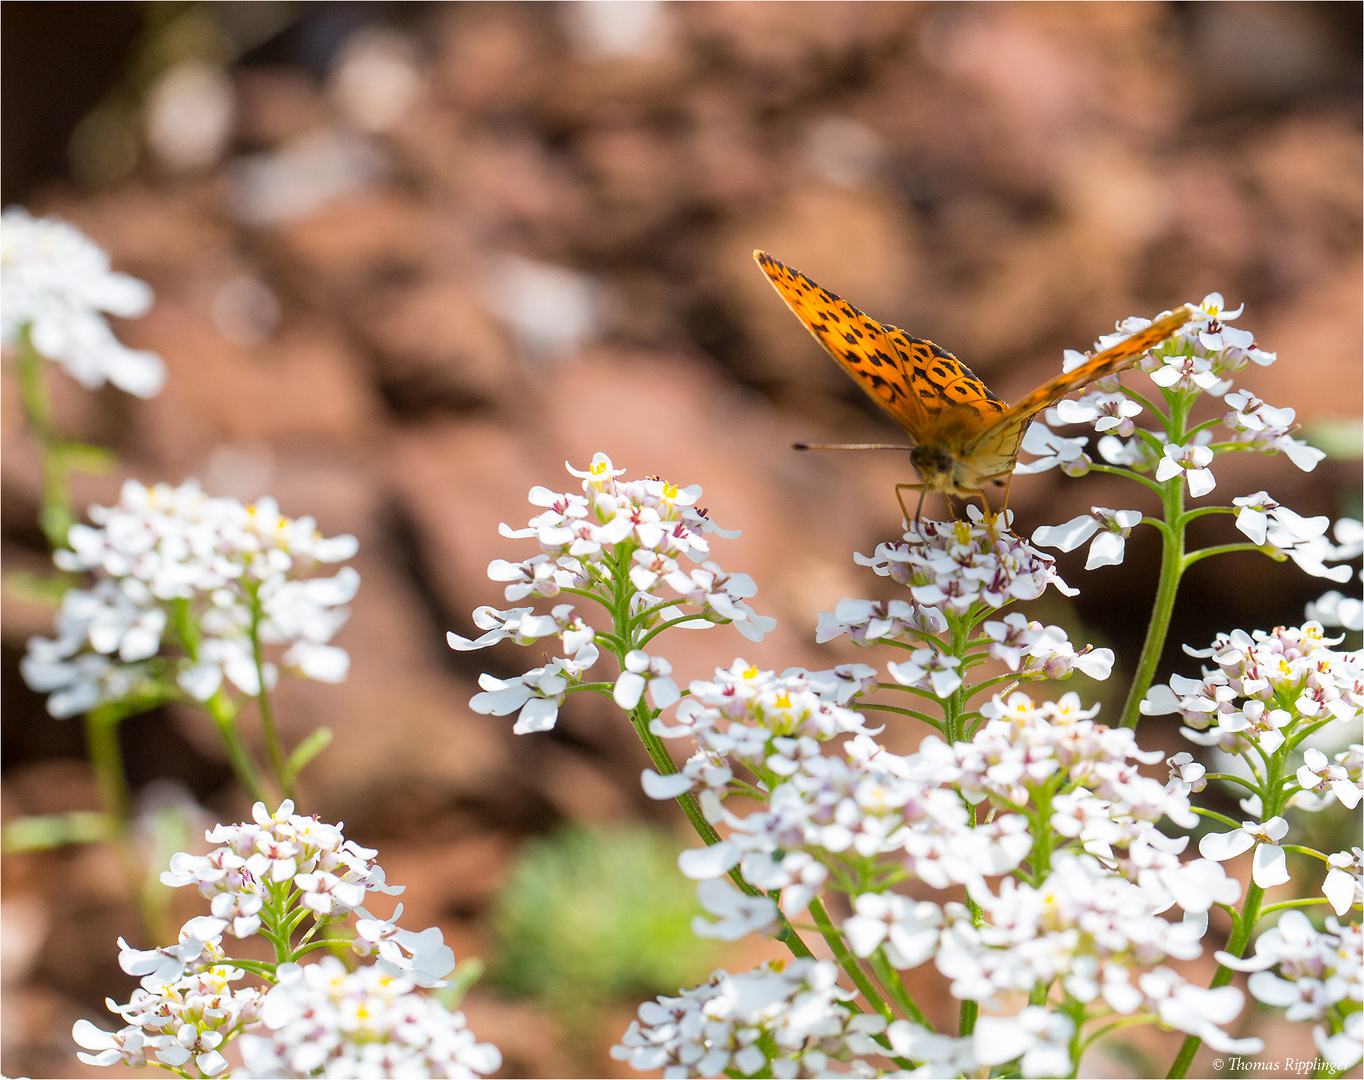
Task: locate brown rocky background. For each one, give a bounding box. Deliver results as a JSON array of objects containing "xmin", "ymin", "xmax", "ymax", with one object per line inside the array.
[{"xmin": 2, "ymin": 3, "xmax": 1360, "ymax": 1078}]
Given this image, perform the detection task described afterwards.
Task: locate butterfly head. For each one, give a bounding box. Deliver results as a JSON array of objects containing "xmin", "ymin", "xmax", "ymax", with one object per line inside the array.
[{"xmin": 911, "ymin": 444, "xmax": 973, "ymax": 497}]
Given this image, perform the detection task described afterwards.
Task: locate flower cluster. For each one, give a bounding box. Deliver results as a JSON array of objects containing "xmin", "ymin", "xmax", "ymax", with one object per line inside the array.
[
  {"xmin": 611, "ymin": 959, "xmax": 885, "ymax": 1079},
  {"xmin": 237, "ymin": 958, "xmax": 501, "ymax": 1079},
  {"xmin": 448, "ymin": 454, "xmax": 774, "ymax": 733},
  {"xmin": 159, "ymin": 800, "xmax": 404, "ymax": 934},
  {"xmin": 21, "ymin": 479, "xmax": 359, "ymax": 717},
  {"xmin": 74, "ymin": 802, "xmax": 494, "ymax": 1079},
  {"xmin": 1024, "ymin": 294, "xmax": 1356, "ymax": 588},
  {"xmin": 75, "ymin": 965, "xmax": 262, "ymax": 1075},
  {"xmin": 1143, "ymin": 623, "xmax": 1362, "ymax": 755},
  {"xmin": 849, "ymin": 509, "xmax": 1077, "ymax": 617},
  {"xmin": 1, "ymin": 206, "xmax": 165, "ymax": 396},
  {"xmin": 652, "ymin": 663, "xmax": 1031, "ymax": 916},
  {"xmin": 939, "ymin": 854, "xmax": 1260, "ymax": 1056},
  {"xmin": 1219, "ymin": 910, "xmax": 1363, "ymax": 1070}
]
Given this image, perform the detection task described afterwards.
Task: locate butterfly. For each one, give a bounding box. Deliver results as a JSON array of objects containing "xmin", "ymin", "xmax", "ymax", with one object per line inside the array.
[{"xmin": 754, "ymin": 250, "xmax": 1192, "ymax": 515}]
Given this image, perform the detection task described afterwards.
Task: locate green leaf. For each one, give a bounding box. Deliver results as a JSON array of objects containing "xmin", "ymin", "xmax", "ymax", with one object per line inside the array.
[
  {"xmin": 284, "ymin": 726, "xmax": 333, "ymax": 784},
  {"xmin": 56, "ymin": 440, "xmax": 119, "ymax": 474},
  {"xmin": 3, "ymin": 570, "xmax": 69, "ymax": 607},
  {"xmin": 1303, "ymin": 417, "xmax": 1363, "ymax": 461},
  {"xmin": 2, "ymin": 811, "xmax": 114, "ymax": 852},
  {"xmin": 433, "ymin": 957, "xmax": 485, "ymax": 1011}
]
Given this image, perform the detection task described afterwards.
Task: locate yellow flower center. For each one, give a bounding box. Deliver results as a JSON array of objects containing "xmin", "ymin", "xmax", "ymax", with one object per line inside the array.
[{"xmin": 743, "ymin": 665, "xmax": 759, "ymax": 680}]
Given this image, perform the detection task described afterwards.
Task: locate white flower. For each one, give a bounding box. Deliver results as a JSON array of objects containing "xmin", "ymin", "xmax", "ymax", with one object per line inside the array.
[
  {"xmin": 816, "ymin": 596, "xmax": 944, "ymax": 645},
  {"xmin": 1014, "ymin": 421, "xmax": 1090, "ymax": 476},
  {"xmin": 1097, "ymin": 431, "xmax": 1159, "ymax": 468},
  {"xmin": 1217, "ymin": 910, "xmax": 1362, "ymax": 1024},
  {"xmin": 1033, "ymin": 507, "xmax": 1143, "ymax": 569},
  {"xmin": 86, "ymin": 964, "xmax": 263, "ymax": 1074},
  {"xmin": 841, "ymin": 892, "xmax": 943, "ymax": 968},
  {"xmin": 2, "ymin": 208, "xmax": 165, "ymax": 396},
  {"xmin": 1308, "ymin": 588, "xmax": 1364, "ymax": 632},
  {"xmin": 1230, "ymin": 493, "xmax": 1350, "ymax": 579},
  {"xmin": 1155, "ymin": 442, "xmax": 1216, "ymax": 497},
  {"xmin": 973, "ymin": 1007, "xmax": 1075, "ymax": 1078},
  {"xmin": 1322, "ymin": 848, "xmax": 1362, "ymax": 917},
  {"xmin": 352, "ymin": 905, "xmax": 457, "ymax": 987},
  {"xmin": 886, "ymin": 647, "xmax": 963, "ymax": 697},
  {"xmin": 1198, "ymin": 817, "xmax": 1291, "ymax": 888},
  {"xmin": 1144, "ymin": 623, "xmax": 1361, "ymax": 748},
  {"xmin": 1049, "ymin": 390, "xmax": 1143, "ymax": 437},
  {"xmin": 690, "ymin": 877, "xmax": 778, "ymax": 940},
  {"xmin": 1316, "ymin": 1009, "xmax": 1364, "ymax": 1071},
  {"xmin": 856, "ymin": 508, "xmax": 1077, "ymax": 615},
  {"xmin": 469, "ymin": 650, "xmax": 598, "ymax": 734},
  {"xmin": 612, "ymin": 650, "xmax": 680, "ymax": 711},
  {"xmin": 1166, "ymin": 752, "xmax": 1207, "ymax": 794},
  {"xmin": 1296, "ymin": 747, "xmax": 1362, "ymax": 810},
  {"xmin": 1137, "ymin": 969, "xmax": 1263, "ymax": 1054},
  {"xmin": 73, "ymin": 1019, "xmax": 152, "ymax": 1069},
  {"xmin": 162, "ymin": 801, "xmax": 401, "ymax": 921},
  {"xmin": 1222, "ymin": 391, "xmax": 1325, "ymax": 471}
]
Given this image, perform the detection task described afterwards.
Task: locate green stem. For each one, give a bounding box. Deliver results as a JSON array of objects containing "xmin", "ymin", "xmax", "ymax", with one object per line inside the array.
[
  {"xmin": 206, "ymin": 693, "xmax": 272, "ymax": 804},
  {"xmin": 624, "ymin": 703, "xmax": 814, "ymax": 959},
  {"xmin": 248, "ymin": 587, "xmax": 290, "ymax": 801},
  {"xmin": 14, "ymin": 330, "xmax": 76, "ymax": 548},
  {"xmin": 1182, "ymin": 542, "xmax": 1273, "ymax": 568},
  {"xmin": 1120, "ymin": 472, "xmax": 1186, "ymax": 729},
  {"xmin": 868, "ymin": 947, "xmax": 929, "ymax": 1025},
  {"xmin": 83, "ymin": 708, "xmax": 131, "ymax": 824},
  {"xmin": 808, "ymin": 897, "xmax": 895, "ymax": 1023}
]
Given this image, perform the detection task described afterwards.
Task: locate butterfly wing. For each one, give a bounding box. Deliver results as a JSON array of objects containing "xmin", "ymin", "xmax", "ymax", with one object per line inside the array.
[
  {"xmin": 962, "ymin": 305, "xmax": 1194, "ymax": 479},
  {"xmin": 754, "ymin": 250, "xmax": 1005, "ymax": 442}
]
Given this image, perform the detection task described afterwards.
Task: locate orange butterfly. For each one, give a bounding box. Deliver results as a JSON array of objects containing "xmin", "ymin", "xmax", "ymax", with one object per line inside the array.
[{"xmin": 755, "ymin": 250, "xmax": 1192, "ymax": 515}]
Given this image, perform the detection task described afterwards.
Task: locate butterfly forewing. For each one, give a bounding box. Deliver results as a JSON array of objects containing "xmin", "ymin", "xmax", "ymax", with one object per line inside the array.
[
  {"xmin": 756, "ymin": 248, "xmax": 1193, "ymax": 498},
  {"xmin": 755, "ymin": 250, "xmax": 1005, "ymax": 443}
]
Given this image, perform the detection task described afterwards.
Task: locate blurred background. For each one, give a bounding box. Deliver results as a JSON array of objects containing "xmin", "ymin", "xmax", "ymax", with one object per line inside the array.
[{"xmin": 2, "ymin": 3, "xmax": 1360, "ymax": 1077}]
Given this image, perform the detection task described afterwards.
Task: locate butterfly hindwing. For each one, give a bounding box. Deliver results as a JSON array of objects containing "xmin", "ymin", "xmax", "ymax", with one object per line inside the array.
[{"xmin": 979, "ymin": 306, "xmax": 1194, "ymax": 442}]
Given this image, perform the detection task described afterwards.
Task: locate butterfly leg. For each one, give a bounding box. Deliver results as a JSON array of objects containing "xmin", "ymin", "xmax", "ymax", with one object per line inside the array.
[
  {"xmin": 999, "ymin": 472, "xmax": 1016, "ymax": 511},
  {"xmin": 895, "ymin": 483, "xmax": 924, "ymax": 530}
]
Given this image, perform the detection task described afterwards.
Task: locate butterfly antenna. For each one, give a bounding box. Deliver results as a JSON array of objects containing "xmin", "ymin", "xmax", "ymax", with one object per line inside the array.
[{"xmin": 794, "ymin": 442, "xmax": 915, "ymax": 451}]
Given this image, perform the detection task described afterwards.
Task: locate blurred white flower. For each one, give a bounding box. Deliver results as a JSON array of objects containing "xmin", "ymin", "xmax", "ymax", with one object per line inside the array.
[
  {"xmin": 486, "ymin": 255, "xmax": 602, "ymax": 360},
  {"xmin": 690, "ymin": 877, "xmax": 778, "ymax": 941},
  {"xmin": 1, "ymin": 208, "xmax": 164, "ymax": 395},
  {"xmin": 145, "ymin": 63, "xmax": 235, "ymax": 172},
  {"xmin": 239, "ymin": 958, "xmax": 500, "ymax": 1078},
  {"xmin": 328, "ymin": 27, "xmax": 423, "ymax": 133},
  {"xmin": 22, "ymin": 480, "xmax": 359, "ymax": 716},
  {"xmin": 564, "ymin": 0, "xmax": 670, "ymax": 59},
  {"xmin": 230, "ymin": 130, "xmax": 386, "ymax": 226}
]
